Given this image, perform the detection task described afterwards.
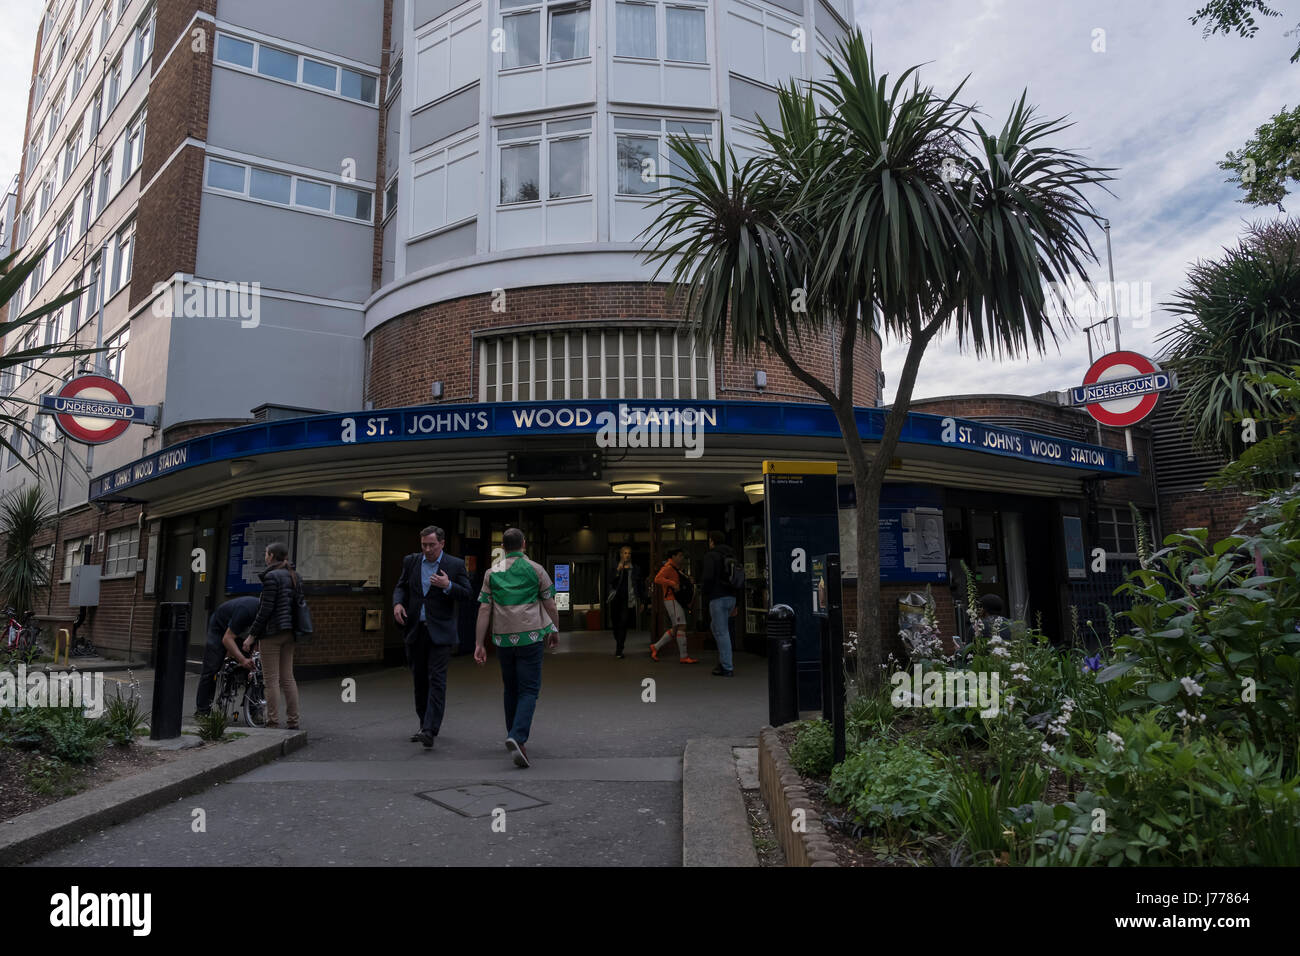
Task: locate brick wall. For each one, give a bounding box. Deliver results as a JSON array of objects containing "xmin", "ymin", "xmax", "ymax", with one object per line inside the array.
[
  {"xmin": 1160, "ymin": 485, "xmax": 1256, "ymax": 543},
  {"xmin": 162, "ymin": 418, "xmax": 253, "ymax": 446},
  {"xmin": 129, "ymin": 1, "xmax": 216, "ymax": 310},
  {"xmin": 290, "ymin": 594, "xmax": 386, "ymax": 665},
  {"xmin": 31, "ymin": 502, "xmax": 155, "ymax": 656},
  {"xmin": 366, "ymin": 282, "xmax": 882, "ymax": 407}
]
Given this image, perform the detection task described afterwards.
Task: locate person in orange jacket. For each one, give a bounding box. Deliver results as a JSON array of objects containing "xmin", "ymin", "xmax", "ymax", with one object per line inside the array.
[{"xmin": 651, "ymin": 549, "xmax": 697, "ymax": 663}]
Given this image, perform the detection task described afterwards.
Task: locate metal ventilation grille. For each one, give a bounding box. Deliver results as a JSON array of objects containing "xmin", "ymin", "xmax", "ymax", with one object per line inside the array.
[
  {"xmin": 1150, "ymin": 395, "xmax": 1226, "ymax": 493},
  {"xmin": 973, "ymin": 415, "xmax": 1092, "ymax": 443}
]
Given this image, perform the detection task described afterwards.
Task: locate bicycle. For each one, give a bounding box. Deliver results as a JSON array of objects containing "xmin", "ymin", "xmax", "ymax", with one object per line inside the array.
[
  {"xmin": 212, "ymin": 651, "xmax": 268, "ymax": 728},
  {"xmin": 3, "ymin": 607, "xmax": 41, "ymax": 663}
]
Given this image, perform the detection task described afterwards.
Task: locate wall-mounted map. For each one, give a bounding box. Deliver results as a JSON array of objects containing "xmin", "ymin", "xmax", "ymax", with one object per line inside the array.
[{"xmin": 294, "ymin": 519, "xmax": 382, "ymax": 587}]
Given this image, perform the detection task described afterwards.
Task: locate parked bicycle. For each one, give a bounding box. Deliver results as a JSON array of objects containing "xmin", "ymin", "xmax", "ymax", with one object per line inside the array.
[
  {"xmin": 213, "ymin": 650, "xmax": 267, "ymax": 728},
  {"xmin": 3, "ymin": 607, "xmax": 41, "ymax": 663}
]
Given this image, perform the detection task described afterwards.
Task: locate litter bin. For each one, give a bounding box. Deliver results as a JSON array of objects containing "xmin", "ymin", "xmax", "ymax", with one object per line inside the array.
[
  {"xmin": 766, "ymin": 604, "xmax": 798, "ymax": 726},
  {"xmin": 151, "ymin": 602, "xmax": 191, "ymax": 740}
]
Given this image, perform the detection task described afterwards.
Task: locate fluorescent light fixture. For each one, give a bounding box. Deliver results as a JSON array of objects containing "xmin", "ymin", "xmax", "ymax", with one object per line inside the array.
[
  {"xmin": 363, "ymin": 490, "xmax": 411, "ymax": 502},
  {"xmin": 478, "ymin": 483, "xmax": 528, "ymax": 498},
  {"xmin": 611, "ymin": 481, "xmax": 661, "ymax": 495}
]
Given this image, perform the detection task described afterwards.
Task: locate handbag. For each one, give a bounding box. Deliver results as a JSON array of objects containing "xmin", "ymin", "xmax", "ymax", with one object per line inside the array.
[{"xmin": 290, "ymin": 573, "xmax": 314, "ymax": 642}]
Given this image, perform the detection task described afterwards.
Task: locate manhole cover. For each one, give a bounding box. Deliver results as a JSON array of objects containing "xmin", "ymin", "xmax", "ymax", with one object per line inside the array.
[{"xmin": 417, "ymin": 784, "xmax": 548, "ymax": 818}]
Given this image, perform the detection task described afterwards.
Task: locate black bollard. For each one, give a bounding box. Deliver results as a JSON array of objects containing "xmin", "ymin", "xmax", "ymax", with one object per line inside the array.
[
  {"xmin": 150, "ymin": 603, "xmax": 191, "ymax": 740},
  {"xmin": 767, "ymin": 604, "xmax": 798, "ymax": 726}
]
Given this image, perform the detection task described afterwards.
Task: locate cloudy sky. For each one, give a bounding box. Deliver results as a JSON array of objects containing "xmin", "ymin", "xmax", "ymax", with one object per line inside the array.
[{"xmin": 1, "ymin": 1, "xmax": 1294, "ymax": 401}]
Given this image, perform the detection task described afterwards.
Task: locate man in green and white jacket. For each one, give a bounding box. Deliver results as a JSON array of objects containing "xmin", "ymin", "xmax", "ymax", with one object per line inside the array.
[{"xmin": 473, "ymin": 527, "xmax": 560, "ymax": 768}]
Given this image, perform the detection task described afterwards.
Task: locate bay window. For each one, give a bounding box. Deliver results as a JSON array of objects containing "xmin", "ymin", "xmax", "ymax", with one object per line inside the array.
[{"xmin": 497, "ymin": 117, "xmax": 592, "ymax": 205}]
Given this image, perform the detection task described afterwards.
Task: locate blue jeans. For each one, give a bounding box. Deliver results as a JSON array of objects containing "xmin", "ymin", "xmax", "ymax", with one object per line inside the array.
[
  {"xmin": 498, "ymin": 642, "xmax": 545, "ymax": 745},
  {"xmin": 709, "ymin": 596, "xmax": 736, "ymax": 671}
]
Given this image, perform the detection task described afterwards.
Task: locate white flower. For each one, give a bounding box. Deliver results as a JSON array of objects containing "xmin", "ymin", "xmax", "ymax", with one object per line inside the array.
[
  {"xmin": 1105, "ymin": 731, "xmax": 1125, "ymax": 753},
  {"xmin": 1041, "ymin": 741, "xmax": 1055, "ymax": 754},
  {"xmin": 991, "ymin": 646, "xmax": 1009, "ymax": 658},
  {"xmin": 1180, "ymin": 676, "xmax": 1204, "ymax": 697}
]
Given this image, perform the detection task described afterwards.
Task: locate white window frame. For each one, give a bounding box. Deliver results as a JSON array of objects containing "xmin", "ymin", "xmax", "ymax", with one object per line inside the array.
[
  {"xmin": 613, "ymin": 115, "xmax": 712, "ymax": 196},
  {"xmin": 498, "ymin": 0, "xmax": 592, "ymax": 71},
  {"xmin": 109, "ymin": 218, "xmax": 134, "ymax": 296},
  {"xmin": 103, "ymin": 526, "xmax": 141, "ymax": 577},
  {"xmin": 495, "ymin": 116, "xmax": 593, "ymax": 207},
  {"xmin": 61, "ymin": 535, "xmax": 94, "ymax": 582},
  {"xmin": 105, "ymin": 326, "xmax": 129, "ymax": 382},
  {"xmin": 202, "ymin": 156, "xmax": 375, "ymax": 224},
  {"xmin": 213, "ymin": 31, "xmax": 380, "ymax": 106},
  {"xmin": 131, "ymin": 4, "xmax": 155, "ymax": 77}
]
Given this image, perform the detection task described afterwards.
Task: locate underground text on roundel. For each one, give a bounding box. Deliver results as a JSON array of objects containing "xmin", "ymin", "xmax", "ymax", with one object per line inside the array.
[{"xmin": 49, "ymin": 887, "xmax": 151, "ymax": 936}]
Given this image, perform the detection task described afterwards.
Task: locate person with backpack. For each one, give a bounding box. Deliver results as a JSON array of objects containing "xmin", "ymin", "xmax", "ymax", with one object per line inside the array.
[
  {"xmin": 243, "ymin": 542, "xmax": 302, "ymax": 729},
  {"xmin": 651, "ymin": 549, "xmax": 697, "ymax": 663},
  {"xmin": 700, "ymin": 531, "xmax": 742, "ymax": 676}
]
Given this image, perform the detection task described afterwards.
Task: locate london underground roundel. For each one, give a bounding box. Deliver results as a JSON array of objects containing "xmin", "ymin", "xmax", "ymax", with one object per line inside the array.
[
  {"xmin": 51, "ymin": 376, "xmax": 136, "ymax": 444},
  {"xmin": 1078, "ymin": 351, "xmax": 1168, "ymax": 428}
]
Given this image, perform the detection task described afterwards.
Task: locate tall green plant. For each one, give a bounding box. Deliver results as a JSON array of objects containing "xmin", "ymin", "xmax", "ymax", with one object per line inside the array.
[
  {"xmin": 640, "ymin": 30, "xmax": 1112, "ymax": 690},
  {"xmin": 0, "ymin": 484, "xmax": 53, "ymax": 614}
]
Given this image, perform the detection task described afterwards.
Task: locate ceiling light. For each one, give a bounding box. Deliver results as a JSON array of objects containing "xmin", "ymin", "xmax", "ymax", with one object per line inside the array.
[
  {"xmin": 742, "ymin": 481, "xmax": 764, "ymax": 497},
  {"xmin": 478, "ymin": 483, "xmax": 528, "ymax": 498},
  {"xmin": 611, "ymin": 481, "xmax": 661, "ymax": 495},
  {"xmin": 363, "ymin": 490, "xmax": 411, "ymax": 502}
]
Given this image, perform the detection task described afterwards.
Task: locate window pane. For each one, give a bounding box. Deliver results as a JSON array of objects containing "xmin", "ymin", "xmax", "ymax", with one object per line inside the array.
[
  {"xmin": 302, "ymin": 58, "xmax": 337, "ymax": 91},
  {"xmin": 548, "ymin": 136, "xmax": 588, "ymax": 199},
  {"xmin": 502, "ymin": 11, "xmax": 540, "ymax": 68},
  {"xmin": 547, "ymin": 117, "xmax": 591, "ymax": 134},
  {"xmin": 258, "ymin": 46, "xmax": 298, "ymax": 82},
  {"xmin": 250, "ymin": 168, "xmax": 292, "ymax": 204},
  {"xmin": 336, "ymin": 187, "xmax": 373, "ymax": 220},
  {"xmin": 341, "ymin": 68, "xmax": 377, "ymax": 102},
  {"xmin": 617, "ymin": 135, "xmax": 658, "ymax": 194},
  {"xmin": 207, "ymin": 160, "xmax": 245, "ymax": 192},
  {"xmin": 616, "ymin": 3, "xmax": 656, "ymax": 58},
  {"xmin": 296, "ymin": 178, "xmax": 332, "ymax": 210},
  {"xmin": 549, "ymin": 4, "xmax": 590, "ymax": 62},
  {"xmin": 499, "ymin": 123, "xmax": 543, "ymax": 141},
  {"xmin": 518, "ymin": 337, "xmax": 532, "ymax": 400},
  {"xmin": 666, "ymin": 7, "xmax": 706, "ymax": 62},
  {"xmin": 499, "ymin": 143, "xmax": 540, "ymax": 203}
]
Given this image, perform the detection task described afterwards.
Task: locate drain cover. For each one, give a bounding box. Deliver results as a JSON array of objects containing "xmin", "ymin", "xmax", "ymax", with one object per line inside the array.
[{"xmin": 417, "ymin": 784, "xmax": 547, "ymax": 818}]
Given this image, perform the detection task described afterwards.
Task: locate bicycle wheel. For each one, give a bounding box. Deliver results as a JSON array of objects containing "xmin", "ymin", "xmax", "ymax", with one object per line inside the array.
[
  {"xmin": 242, "ymin": 674, "xmax": 267, "ymax": 728},
  {"xmin": 214, "ymin": 670, "xmax": 240, "ymax": 724}
]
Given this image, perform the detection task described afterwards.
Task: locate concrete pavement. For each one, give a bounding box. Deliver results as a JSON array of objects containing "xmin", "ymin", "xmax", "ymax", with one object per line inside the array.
[{"xmin": 29, "ymin": 639, "xmax": 768, "ymax": 866}]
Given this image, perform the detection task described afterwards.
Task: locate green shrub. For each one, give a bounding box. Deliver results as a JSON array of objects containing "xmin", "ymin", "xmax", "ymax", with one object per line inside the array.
[
  {"xmin": 103, "ymin": 676, "xmax": 147, "ymax": 746},
  {"xmin": 0, "ymin": 706, "xmax": 104, "ymax": 764},
  {"xmin": 789, "ymin": 719, "xmax": 834, "ymax": 776},
  {"xmin": 827, "ymin": 737, "xmax": 949, "ymax": 836},
  {"xmin": 943, "ymin": 761, "xmax": 1049, "ymax": 862},
  {"xmin": 1021, "ymin": 712, "xmax": 1300, "ymax": 866},
  {"xmin": 196, "ymin": 708, "xmax": 228, "ymax": 742},
  {"xmin": 1105, "ymin": 489, "xmax": 1300, "ymax": 764}
]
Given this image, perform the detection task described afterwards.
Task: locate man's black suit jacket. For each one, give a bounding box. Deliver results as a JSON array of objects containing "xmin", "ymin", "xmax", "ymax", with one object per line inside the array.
[{"xmin": 393, "ymin": 552, "xmax": 472, "ymax": 646}]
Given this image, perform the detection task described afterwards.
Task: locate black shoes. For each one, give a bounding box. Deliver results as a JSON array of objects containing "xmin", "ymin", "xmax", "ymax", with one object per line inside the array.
[
  {"xmin": 417, "ymin": 731, "xmax": 435, "ymax": 749},
  {"xmin": 711, "ymin": 665, "xmax": 735, "ymax": 677},
  {"xmin": 409, "ymin": 728, "xmax": 423, "ymax": 742}
]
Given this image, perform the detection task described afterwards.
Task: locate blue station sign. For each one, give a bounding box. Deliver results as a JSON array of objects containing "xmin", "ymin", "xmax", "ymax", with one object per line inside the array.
[{"xmin": 89, "ymin": 399, "xmax": 1139, "ymax": 499}]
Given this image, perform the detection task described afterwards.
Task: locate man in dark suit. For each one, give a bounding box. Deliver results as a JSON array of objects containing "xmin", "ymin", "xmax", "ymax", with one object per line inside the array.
[{"xmin": 393, "ymin": 525, "xmax": 472, "ymax": 748}]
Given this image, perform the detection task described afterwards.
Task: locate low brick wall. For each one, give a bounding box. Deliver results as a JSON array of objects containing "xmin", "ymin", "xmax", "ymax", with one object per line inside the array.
[{"xmin": 758, "ymin": 725, "xmax": 838, "ymax": 867}]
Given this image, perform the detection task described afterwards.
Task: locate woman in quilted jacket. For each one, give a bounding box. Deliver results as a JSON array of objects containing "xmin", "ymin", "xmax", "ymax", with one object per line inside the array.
[{"xmin": 244, "ymin": 541, "xmax": 301, "ymax": 729}]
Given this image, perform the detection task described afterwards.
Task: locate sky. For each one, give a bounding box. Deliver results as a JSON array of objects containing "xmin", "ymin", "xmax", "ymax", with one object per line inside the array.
[{"xmin": 1, "ymin": 0, "xmax": 1295, "ymax": 401}]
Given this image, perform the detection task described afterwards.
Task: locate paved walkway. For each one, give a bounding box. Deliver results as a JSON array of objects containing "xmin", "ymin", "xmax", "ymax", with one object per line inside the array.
[{"xmin": 32, "ymin": 639, "xmax": 767, "ymax": 866}]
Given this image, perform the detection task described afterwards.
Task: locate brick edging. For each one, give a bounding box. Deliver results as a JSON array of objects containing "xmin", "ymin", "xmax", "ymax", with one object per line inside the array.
[{"xmin": 757, "ymin": 725, "xmax": 838, "ymax": 867}]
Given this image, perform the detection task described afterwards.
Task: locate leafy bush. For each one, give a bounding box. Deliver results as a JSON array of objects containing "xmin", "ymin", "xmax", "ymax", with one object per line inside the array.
[
  {"xmin": 943, "ymin": 760, "xmax": 1048, "ymax": 862},
  {"xmin": 103, "ymin": 674, "xmax": 147, "ymax": 746},
  {"xmin": 1106, "ymin": 489, "xmax": 1300, "ymax": 763},
  {"xmin": 196, "ymin": 708, "xmax": 228, "ymax": 742},
  {"xmin": 1020, "ymin": 712, "xmax": 1300, "ymax": 866},
  {"xmin": 789, "ymin": 719, "xmax": 834, "ymax": 777},
  {"xmin": 0, "ymin": 705, "xmax": 104, "ymax": 764},
  {"xmin": 827, "ymin": 737, "xmax": 949, "ymax": 836}
]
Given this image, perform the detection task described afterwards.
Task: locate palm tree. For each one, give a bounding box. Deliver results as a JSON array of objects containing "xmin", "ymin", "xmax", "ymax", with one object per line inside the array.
[
  {"xmin": 0, "ymin": 245, "xmax": 102, "ymax": 471},
  {"xmin": 641, "ymin": 31, "xmax": 1112, "ymax": 691},
  {"xmin": 0, "ymin": 484, "xmax": 54, "ymax": 615},
  {"xmin": 1160, "ymin": 216, "xmax": 1300, "ymax": 480}
]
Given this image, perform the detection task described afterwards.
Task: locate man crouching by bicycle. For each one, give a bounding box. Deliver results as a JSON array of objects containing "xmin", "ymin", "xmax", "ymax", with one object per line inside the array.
[{"xmin": 194, "ymin": 596, "xmax": 261, "ymax": 717}]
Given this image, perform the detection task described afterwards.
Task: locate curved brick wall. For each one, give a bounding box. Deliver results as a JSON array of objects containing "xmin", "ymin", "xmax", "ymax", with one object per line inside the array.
[{"xmin": 365, "ymin": 282, "xmax": 881, "ymax": 408}]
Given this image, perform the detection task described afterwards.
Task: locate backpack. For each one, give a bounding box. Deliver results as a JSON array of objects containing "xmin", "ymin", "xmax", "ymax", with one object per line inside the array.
[
  {"xmin": 674, "ymin": 571, "xmax": 695, "ymax": 608},
  {"xmin": 724, "ymin": 554, "xmax": 746, "ymax": 590},
  {"xmin": 289, "ymin": 572, "xmax": 313, "ymax": 642}
]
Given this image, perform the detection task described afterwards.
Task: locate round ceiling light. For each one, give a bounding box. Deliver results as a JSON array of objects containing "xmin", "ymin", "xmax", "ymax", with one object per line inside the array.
[
  {"xmin": 611, "ymin": 481, "xmax": 661, "ymax": 495},
  {"xmin": 363, "ymin": 490, "xmax": 411, "ymax": 502},
  {"xmin": 478, "ymin": 484, "xmax": 528, "ymax": 498}
]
